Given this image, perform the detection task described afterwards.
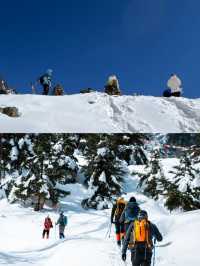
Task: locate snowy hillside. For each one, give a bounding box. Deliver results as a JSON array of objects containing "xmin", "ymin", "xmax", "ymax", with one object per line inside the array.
[
  {"xmin": 0, "ymin": 170, "xmax": 199, "ymax": 266},
  {"xmin": 1, "ymin": 93, "xmax": 200, "ymax": 132}
]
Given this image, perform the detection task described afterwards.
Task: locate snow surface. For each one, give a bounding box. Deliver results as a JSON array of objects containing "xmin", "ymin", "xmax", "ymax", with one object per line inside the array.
[
  {"xmin": 1, "ymin": 93, "xmax": 200, "ymax": 132},
  {"xmin": 0, "ymin": 166, "xmax": 199, "ymax": 266}
]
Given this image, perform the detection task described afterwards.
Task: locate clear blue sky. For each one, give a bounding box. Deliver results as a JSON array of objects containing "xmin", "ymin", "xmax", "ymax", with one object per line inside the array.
[{"xmin": 0, "ymin": 0, "xmax": 199, "ymax": 97}]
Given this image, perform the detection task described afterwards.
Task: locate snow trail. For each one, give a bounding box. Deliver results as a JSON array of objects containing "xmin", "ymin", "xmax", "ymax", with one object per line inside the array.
[{"xmin": 0, "ymin": 173, "xmax": 199, "ymax": 266}]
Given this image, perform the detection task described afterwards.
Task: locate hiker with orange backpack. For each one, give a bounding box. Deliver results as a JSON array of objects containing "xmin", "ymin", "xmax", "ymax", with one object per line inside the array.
[
  {"xmin": 42, "ymin": 215, "xmax": 53, "ymax": 239},
  {"xmin": 122, "ymin": 210, "xmax": 162, "ymax": 266},
  {"xmin": 111, "ymin": 197, "xmax": 126, "ymax": 246}
]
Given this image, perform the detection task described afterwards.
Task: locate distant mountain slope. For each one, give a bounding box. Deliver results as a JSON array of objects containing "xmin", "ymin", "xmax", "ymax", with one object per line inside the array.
[{"xmin": 1, "ymin": 93, "xmax": 200, "ymax": 133}]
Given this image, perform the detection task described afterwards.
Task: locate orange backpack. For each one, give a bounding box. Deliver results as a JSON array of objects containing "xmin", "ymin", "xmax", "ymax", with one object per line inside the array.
[
  {"xmin": 133, "ymin": 219, "xmax": 151, "ymax": 247},
  {"xmin": 114, "ymin": 198, "xmax": 126, "ymax": 218}
]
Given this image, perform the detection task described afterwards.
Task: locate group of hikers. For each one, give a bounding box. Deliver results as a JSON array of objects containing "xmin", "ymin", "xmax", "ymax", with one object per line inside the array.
[
  {"xmin": 111, "ymin": 196, "xmax": 163, "ymax": 266},
  {"xmin": 0, "ymin": 70, "xmax": 182, "ymax": 98},
  {"xmin": 41, "ymin": 197, "xmax": 162, "ymax": 266},
  {"xmin": 42, "ymin": 211, "xmax": 67, "ymax": 240}
]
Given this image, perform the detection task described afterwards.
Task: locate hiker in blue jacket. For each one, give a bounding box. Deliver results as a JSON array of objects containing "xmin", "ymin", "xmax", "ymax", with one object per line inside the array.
[
  {"xmin": 38, "ymin": 69, "xmax": 53, "ymax": 95},
  {"xmin": 122, "ymin": 210, "xmax": 163, "ymax": 266},
  {"xmin": 120, "ymin": 196, "xmax": 140, "ymax": 233},
  {"xmin": 56, "ymin": 211, "xmax": 68, "ymax": 239}
]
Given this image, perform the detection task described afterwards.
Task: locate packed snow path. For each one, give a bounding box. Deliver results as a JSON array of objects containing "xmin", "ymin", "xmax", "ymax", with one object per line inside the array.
[
  {"xmin": 0, "ymin": 195, "xmax": 199, "ymax": 266},
  {"xmin": 1, "ymin": 93, "xmax": 200, "ymax": 132}
]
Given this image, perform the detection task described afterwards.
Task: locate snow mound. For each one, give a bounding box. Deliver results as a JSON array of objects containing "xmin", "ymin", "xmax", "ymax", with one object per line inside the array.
[{"xmin": 1, "ymin": 93, "xmax": 200, "ymax": 132}]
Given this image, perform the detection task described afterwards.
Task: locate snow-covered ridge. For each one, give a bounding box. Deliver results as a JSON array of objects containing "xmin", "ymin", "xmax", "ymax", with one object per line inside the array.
[{"xmin": 1, "ymin": 93, "xmax": 200, "ymax": 133}]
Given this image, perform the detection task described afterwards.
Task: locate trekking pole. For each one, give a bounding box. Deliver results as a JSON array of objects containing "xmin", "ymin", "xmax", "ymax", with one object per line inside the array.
[
  {"xmin": 108, "ymin": 223, "xmax": 112, "ymax": 238},
  {"xmin": 55, "ymin": 223, "xmax": 57, "ymax": 240},
  {"xmin": 105, "ymin": 221, "xmax": 112, "ymax": 238},
  {"xmin": 152, "ymin": 238, "xmax": 156, "ymax": 266}
]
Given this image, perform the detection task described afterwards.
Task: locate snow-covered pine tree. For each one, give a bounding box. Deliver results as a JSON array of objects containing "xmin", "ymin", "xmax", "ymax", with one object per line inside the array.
[
  {"xmin": 0, "ymin": 134, "xmax": 33, "ymax": 197},
  {"xmin": 166, "ymin": 153, "xmax": 200, "ymax": 211},
  {"xmin": 9, "ymin": 134, "xmax": 78, "ymax": 211},
  {"xmin": 138, "ymin": 150, "xmax": 167, "ymax": 200},
  {"xmin": 82, "ymin": 136, "xmax": 128, "ymax": 209}
]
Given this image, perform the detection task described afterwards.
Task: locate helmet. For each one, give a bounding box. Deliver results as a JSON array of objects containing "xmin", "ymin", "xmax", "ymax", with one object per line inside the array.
[
  {"xmin": 46, "ymin": 69, "xmax": 53, "ymax": 76},
  {"xmin": 138, "ymin": 210, "xmax": 148, "ymax": 220}
]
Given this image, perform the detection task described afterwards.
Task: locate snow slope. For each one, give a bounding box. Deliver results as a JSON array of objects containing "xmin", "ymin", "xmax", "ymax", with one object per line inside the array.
[
  {"xmin": 1, "ymin": 93, "xmax": 200, "ymax": 133},
  {"xmin": 0, "ymin": 173, "xmax": 199, "ymax": 266}
]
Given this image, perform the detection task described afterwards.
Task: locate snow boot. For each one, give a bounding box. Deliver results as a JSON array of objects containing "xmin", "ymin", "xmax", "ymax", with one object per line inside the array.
[{"xmin": 117, "ymin": 240, "xmax": 121, "ymax": 246}]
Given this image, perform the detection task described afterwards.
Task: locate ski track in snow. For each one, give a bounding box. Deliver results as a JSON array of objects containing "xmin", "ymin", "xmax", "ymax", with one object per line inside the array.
[{"xmin": 1, "ymin": 93, "xmax": 200, "ymax": 132}]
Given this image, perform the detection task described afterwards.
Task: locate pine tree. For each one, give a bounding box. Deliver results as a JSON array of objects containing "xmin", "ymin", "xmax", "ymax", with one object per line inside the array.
[
  {"xmin": 9, "ymin": 134, "xmax": 78, "ymax": 211},
  {"xmin": 138, "ymin": 150, "xmax": 166, "ymax": 200},
  {"xmin": 166, "ymin": 154, "xmax": 200, "ymax": 211},
  {"xmin": 82, "ymin": 139, "xmax": 128, "ymax": 210}
]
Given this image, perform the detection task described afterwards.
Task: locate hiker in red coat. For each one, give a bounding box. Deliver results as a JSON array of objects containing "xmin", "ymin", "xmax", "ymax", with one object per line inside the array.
[{"xmin": 42, "ymin": 215, "xmax": 53, "ymax": 239}]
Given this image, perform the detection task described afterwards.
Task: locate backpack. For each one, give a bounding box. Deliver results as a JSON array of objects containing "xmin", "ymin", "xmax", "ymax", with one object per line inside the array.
[
  {"xmin": 60, "ymin": 215, "xmax": 67, "ymax": 226},
  {"xmin": 39, "ymin": 75, "xmax": 45, "ymax": 84},
  {"xmin": 133, "ymin": 219, "xmax": 151, "ymax": 248},
  {"xmin": 125, "ymin": 202, "xmax": 140, "ymax": 222},
  {"xmin": 114, "ymin": 198, "xmax": 126, "ymax": 219}
]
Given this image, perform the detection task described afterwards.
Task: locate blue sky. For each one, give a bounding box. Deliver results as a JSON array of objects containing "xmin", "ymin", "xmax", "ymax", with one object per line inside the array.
[{"xmin": 0, "ymin": 0, "xmax": 199, "ymax": 97}]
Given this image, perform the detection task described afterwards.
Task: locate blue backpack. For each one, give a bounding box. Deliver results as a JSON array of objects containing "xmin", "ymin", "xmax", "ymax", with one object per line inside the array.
[
  {"xmin": 125, "ymin": 202, "xmax": 140, "ymax": 222},
  {"xmin": 60, "ymin": 215, "xmax": 67, "ymax": 226}
]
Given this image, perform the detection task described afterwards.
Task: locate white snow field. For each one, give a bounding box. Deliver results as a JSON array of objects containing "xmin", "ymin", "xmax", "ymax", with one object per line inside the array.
[
  {"xmin": 1, "ymin": 93, "xmax": 200, "ymax": 133},
  {"xmin": 0, "ymin": 175, "xmax": 199, "ymax": 266}
]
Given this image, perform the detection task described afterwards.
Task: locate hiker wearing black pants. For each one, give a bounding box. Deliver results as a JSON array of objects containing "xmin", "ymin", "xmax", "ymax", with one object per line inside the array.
[{"xmin": 122, "ymin": 210, "xmax": 162, "ymax": 266}]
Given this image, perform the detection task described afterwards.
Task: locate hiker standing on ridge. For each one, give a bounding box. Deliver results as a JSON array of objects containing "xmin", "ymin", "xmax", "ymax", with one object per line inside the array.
[
  {"xmin": 120, "ymin": 196, "xmax": 140, "ymax": 233},
  {"xmin": 105, "ymin": 75, "xmax": 121, "ymax": 96},
  {"xmin": 56, "ymin": 211, "xmax": 68, "ymax": 239},
  {"xmin": 163, "ymin": 74, "xmax": 182, "ymax": 97},
  {"xmin": 42, "ymin": 215, "xmax": 53, "ymax": 239},
  {"xmin": 111, "ymin": 197, "xmax": 126, "ymax": 246},
  {"xmin": 122, "ymin": 210, "xmax": 163, "ymax": 266},
  {"xmin": 38, "ymin": 69, "xmax": 53, "ymax": 95}
]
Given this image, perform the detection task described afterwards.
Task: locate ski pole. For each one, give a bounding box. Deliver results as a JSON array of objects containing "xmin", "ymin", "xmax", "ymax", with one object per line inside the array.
[{"xmin": 152, "ymin": 238, "xmax": 156, "ymax": 266}]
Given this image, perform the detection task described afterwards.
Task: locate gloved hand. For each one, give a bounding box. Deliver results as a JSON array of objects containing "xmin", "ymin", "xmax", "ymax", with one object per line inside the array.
[{"xmin": 122, "ymin": 254, "xmax": 126, "ymax": 261}]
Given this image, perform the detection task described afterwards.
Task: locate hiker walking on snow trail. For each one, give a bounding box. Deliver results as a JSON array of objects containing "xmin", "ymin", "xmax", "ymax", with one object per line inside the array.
[
  {"xmin": 122, "ymin": 210, "xmax": 163, "ymax": 266},
  {"xmin": 120, "ymin": 196, "xmax": 140, "ymax": 233},
  {"xmin": 38, "ymin": 69, "xmax": 53, "ymax": 95},
  {"xmin": 163, "ymin": 74, "xmax": 182, "ymax": 97},
  {"xmin": 105, "ymin": 75, "xmax": 121, "ymax": 96},
  {"xmin": 111, "ymin": 197, "xmax": 126, "ymax": 246},
  {"xmin": 56, "ymin": 211, "xmax": 67, "ymax": 239},
  {"xmin": 42, "ymin": 215, "xmax": 53, "ymax": 239}
]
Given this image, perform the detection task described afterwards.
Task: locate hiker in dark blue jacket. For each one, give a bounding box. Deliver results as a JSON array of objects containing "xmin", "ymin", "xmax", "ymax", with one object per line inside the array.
[
  {"xmin": 122, "ymin": 210, "xmax": 163, "ymax": 266},
  {"xmin": 120, "ymin": 197, "xmax": 140, "ymax": 232},
  {"xmin": 38, "ymin": 69, "xmax": 53, "ymax": 95}
]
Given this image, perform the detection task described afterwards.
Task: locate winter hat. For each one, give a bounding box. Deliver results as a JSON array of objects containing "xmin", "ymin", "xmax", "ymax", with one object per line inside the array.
[
  {"xmin": 129, "ymin": 196, "xmax": 136, "ymax": 203},
  {"xmin": 138, "ymin": 210, "xmax": 148, "ymax": 220},
  {"xmin": 46, "ymin": 69, "xmax": 53, "ymax": 76}
]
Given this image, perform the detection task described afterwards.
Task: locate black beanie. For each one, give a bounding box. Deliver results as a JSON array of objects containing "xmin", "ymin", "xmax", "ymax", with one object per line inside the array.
[{"xmin": 129, "ymin": 197, "xmax": 136, "ymax": 203}]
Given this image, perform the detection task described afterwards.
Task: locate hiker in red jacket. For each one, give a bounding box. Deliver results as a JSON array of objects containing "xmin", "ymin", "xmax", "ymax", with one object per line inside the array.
[{"xmin": 42, "ymin": 215, "xmax": 53, "ymax": 239}]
